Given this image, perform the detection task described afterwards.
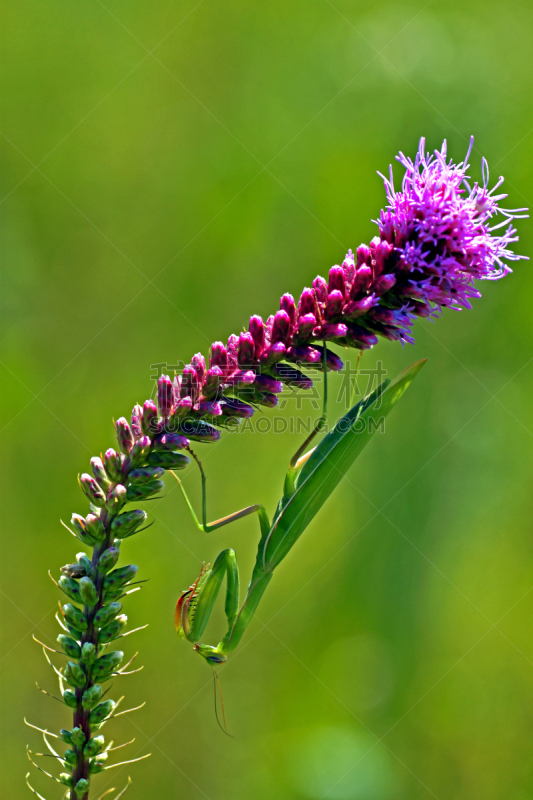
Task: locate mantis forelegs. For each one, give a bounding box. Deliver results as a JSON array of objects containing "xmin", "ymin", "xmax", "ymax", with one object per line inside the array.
[{"xmin": 175, "ymin": 549, "xmax": 273, "ymax": 666}]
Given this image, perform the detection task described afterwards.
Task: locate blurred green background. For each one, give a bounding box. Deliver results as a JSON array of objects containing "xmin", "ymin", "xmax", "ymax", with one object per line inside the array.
[{"xmin": 2, "ymin": 0, "xmax": 533, "ymax": 797}]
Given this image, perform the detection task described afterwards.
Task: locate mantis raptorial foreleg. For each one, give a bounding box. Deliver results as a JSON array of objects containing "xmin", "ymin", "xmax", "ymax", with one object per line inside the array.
[
  {"xmin": 176, "ymin": 548, "xmax": 273, "ymax": 666},
  {"xmin": 171, "ymin": 449, "xmax": 270, "ymax": 537}
]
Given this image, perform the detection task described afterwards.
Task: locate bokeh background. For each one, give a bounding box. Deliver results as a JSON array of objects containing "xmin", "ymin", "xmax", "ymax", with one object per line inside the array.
[{"xmin": 2, "ymin": 0, "xmax": 533, "ymax": 797}]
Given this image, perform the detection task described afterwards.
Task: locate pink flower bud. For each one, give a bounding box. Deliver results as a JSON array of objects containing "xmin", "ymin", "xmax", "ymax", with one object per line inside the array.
[
  {"xmin": 325, "ymin": 290, "xmax": 344, "ymax": 319},
  {"xmin": 328, "ymin": 266, "xmax": 345, "ymax": 296},
  {"xmin": 115, "ymin": 417, "xmax": 134, "ymax": 455},
  {"xmin": 203, "ymin": 366, "xmax": 223, "ymax": 398},
  {"xmin": 191, "ymin": 352, "xmax": 206, "ymax": 383},
  {"xmin": 271, "ymin": 310, "xmax": 291, "ymax": 345},
  {"xmin": 197, "ymin": 399, "xmax": 222, "ymax": 416},
  {"xmin": 356, "ymin": 244, "xmax": 372, "ymax": 267},
  {"xmin": 238, "ymin": 332, "xmax": 255, "ymax": 365},
  {"xmin": 350, "ymin": 266, "xmax": 373, "ymax": 298},
  {"xmin": 155, "ymin": 433, "xmax": 189, "ymax": 450},
  {"xmin": 296, "ymin": 312, "xmax": 316, "ymax": 338},
  {"xmin": 131, "ymin": 404, "xmax": 143, "ymax": 438},
  {"xmin": 312, "ymin": 276, "xmax": 328, "ymax": 305},
  {"xmin": 320, "ymin": 323, "xmax": 348, "ymax": 340},
  {"xmin": 249, "ymin": 315, "xmax": 265, "ymax": 358},
  {"xmin": 280, "ymin": 293, "xmax": 297, "ymax": 326},
  {"xmin": 344, "ymin": 295, "xmax": 378, "ymax": 318},
  {"xmin": 298, "ymin": 288, "xmax": 316, "ymax": 317},
  {"xmin": 254, "ymin": 374, "xmax": 284, "ymax": 394},
  {"xmin": 219, "ymin": 397, "xmax": 255, "ymax": 418},
  {"xmin": 342, "ymin": 250, "xmax": 356, "ymax": 286},
  {"xmin": 210, "ymin": 342, "xmax": 227, "ymax": 370},
  {"xmin": 226, "ymin": 334, "xmax": 239, "ymax": 368},
  {"xmin": 288, "ymin": 345, "xmax": 323, "ymax": 364},
  {"xmin": 157, "ymin": 374, "xmax": 173, "ymax": 418},
  {"xmin": 181, "ymin": 365, "xmax": 199, "ymax": 402},
  {"xmin": 142, "ymin": 400, "xmax": 158, "ymax": 435},
  {"xmin": 104, "ymin": 448, "xmax": 122, "ymax": 481}
]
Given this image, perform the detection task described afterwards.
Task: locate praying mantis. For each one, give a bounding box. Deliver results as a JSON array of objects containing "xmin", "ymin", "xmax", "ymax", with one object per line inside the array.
[{"xmin": 174, "ymin": 358, "xmax": 426, "ymax": 671}]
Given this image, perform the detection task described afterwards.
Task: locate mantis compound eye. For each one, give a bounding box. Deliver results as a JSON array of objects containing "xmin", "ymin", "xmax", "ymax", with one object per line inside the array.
[{"xmin": 193, "ymin": 643, "xmax": 227, "ymax": 665}]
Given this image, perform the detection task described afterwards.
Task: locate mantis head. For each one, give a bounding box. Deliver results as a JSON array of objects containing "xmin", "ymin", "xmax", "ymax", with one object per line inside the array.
[{"xmin": 193, "ymin": 643, "xmax": 227, "ymax": 665}]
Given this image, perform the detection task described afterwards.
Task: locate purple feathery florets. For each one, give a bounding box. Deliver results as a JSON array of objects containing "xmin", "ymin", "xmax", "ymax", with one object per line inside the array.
[
  {"xmin": 144, "ymin": 138, "xmax": 526, "ymax": 439},
  {"xmin": 374, "ymin": 136, "xmax": 527, "ymax": 339}
]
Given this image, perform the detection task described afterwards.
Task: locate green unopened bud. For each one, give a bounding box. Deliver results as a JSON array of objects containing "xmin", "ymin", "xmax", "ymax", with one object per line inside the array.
[
  {"xmin": 79, "ymin": 576, "xmax": 98, "ymax": 607},
  {"xmin": 103, "ymin": 586, "xmax": 125, "ymax": 602},
  {"xmin": 106, "ymin": 483, "xmax": 128, "ymax": 513},
  {"xmin": 116, "ymin": 417, "xmax": 134, "ymax": 455},
  {"xmin": 104, "ymin": 448, "xmax": 122, "ymax": 481},
  {"xmin": 63, "ymin": 689, "xmax": 78, "ymax": 708},
  {"xmin": 80, "ymin": 642, "xmax": 96, "ymax": 664},
  {"xmin": 57, "ymin": 634, "xmax": 81, "ymax": 659},
  {"xmin": 82, "ymin": 684, "xmax": 103, "ymax": 710},
  {"xmin": 77, "ymin": 552, "xmax": 94, "ymax": 572},
  {"xmin": 92, "ymin": 650, "xmax": 123, "ymax": 680},
  {"xmin": 98, "ymin": 614, "xmax": 127, "ymax": 643},
  {"xmin": 71, "ymin": 513, "xmax": 95, "ymax": 545},
  {"xmin": 97, "ymin": 547, "xmax": 120, "ymax": 574},
  {"xmin": 83, "ymin": 735, "xmax": 105, "ymax": 757},
  {"xmin": 74, "ymin": 779, "xmax": 90, "ymax": 797},
  {"xmin": 129, "ymin": 466, "xmax": 165, "ymax": 484},
  {"xmin": 126, "ymin": 479, "xmax": 164, "ymax": 502},
  {"xmin": 110, "ymin": 509, "xmax": 147, "ymax": 539},
  {"xmin": 59, "ymin": 773, "xmax": 73, "ymax": 787},
  {"xmin": 65, "ymin": 624, "xmax": 84, "ymax": 640},
  {"xmin": 89, "ymin": 699, "xmax": 115, "ymax": 724},
  {"xmin": 63, "ymin": 603, "xmax": 88, "ymax": 632},
  {"xmin": 129, "ymin": 435, "xmax": 152, "ymax": 468},
  {"xmin": 59, "ymin": 729, "xmax": 72, "ymax": 744},
  {"xmin": 93, "ymin": 601, "xmax": 122, "ymax": 628},
  {"xmin": 63, "ymin": 748, "xmax": 78, "ymax": 766},
  {"xmin": 58, "ymin": 576, "xmax": 82, "ymax": 603},
  {"xmin": 85, "ymin": 513, "xmax": 105, "ymax": 541},
  {"xmin": 79, "ymin": 474, "xmax": 106, "ymax": 507},
  {"xmin": 89, "ymin": 752, "xmax": 108, "ymax": 774},
  {"xmin": 64, "ymin": 661, "xmax": 86, "ymax": 688},
  {"xmin": 147, "ymin": 450, "xmax": 190, "ymax": 469},
  {"xmin": 91, "ymin": 456, "xmax": 111, "ymax": 488},
  {"xmin": 103, "ymin": 565, "xmax": 138, "ymax": 591},
  {"xmin": 60, "ymin": 562, "xmax": 87, "ymax": 578},
  {"xmin": 142, "ymin": 400, "xmax": 158, "ymax": 435},
  {"xmin": 70, "ymin": 727, "xmax": 86, "ymax": 747}
]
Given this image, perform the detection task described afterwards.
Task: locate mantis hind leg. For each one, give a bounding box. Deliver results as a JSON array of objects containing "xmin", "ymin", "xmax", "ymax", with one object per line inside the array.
[
  {"xmin": 284, "ymin": 341, "xmax": 329, "ymax": 496},
  {"xmin": 171, "ymin": 449, "xmax": 270, "ymax": 537},
  {"xmin": 284, "ymin": 346, "xmax": 364, "ymax": 495}
]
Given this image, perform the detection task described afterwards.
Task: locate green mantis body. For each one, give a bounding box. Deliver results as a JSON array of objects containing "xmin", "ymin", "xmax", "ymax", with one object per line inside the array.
[{"xmin": 175, "ymin": 359, "xmax": 426, "ymax": 667}]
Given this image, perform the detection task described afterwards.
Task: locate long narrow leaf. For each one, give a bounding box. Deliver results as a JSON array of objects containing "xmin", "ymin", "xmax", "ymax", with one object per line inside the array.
[{"xmin": 262, "ymin": 359, "xmax": 426, "ymax": 568}]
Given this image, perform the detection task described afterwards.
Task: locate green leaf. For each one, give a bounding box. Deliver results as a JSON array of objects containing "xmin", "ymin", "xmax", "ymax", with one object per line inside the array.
[{"xmin": 261, "ymin": 359, "xmax": 427, "ymax": 569}]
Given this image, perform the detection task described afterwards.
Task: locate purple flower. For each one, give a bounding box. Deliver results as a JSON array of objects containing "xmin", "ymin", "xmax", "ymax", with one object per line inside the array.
[{"xmin": 166, "ymin": 138, "xmax": 525, "ymax": 425}]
